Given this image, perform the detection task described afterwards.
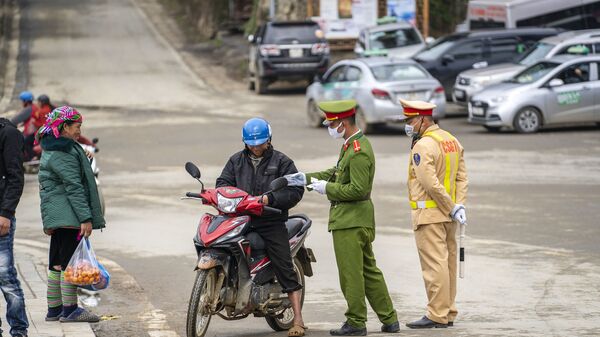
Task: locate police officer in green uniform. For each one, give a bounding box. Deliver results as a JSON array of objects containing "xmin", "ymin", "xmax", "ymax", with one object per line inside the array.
[{"xmin": 284, "ymin": 100, "xmax": 399, "ymax": 336}]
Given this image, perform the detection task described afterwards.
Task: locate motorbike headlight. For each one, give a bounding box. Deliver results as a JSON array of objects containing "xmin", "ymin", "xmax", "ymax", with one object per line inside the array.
[
  {"xmin": 214, "ymin": 223, "xmax": 246, "ymax": 245},
  {"xmin": 217, "ymin": 194, "xmax": 243, "ymax": 213}
]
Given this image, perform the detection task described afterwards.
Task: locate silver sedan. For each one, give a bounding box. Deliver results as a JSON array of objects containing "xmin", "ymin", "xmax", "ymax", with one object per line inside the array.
[
  {"xmin": 306, "ymin": 57, "xmax": 446, "ymax": 133},
  {"xmin": 469, "ymin": 55, "xmax": 600, "ymax": 133}
]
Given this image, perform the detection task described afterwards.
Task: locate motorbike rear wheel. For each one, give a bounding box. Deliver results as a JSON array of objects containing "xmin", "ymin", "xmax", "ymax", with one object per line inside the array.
[
  {"xmin": 186, "ymin": 268, "xmax": 217, "ymax": 337},
  {"xmin": 265, "ymin": 258, "xmax": 305, "ymax": 331}
]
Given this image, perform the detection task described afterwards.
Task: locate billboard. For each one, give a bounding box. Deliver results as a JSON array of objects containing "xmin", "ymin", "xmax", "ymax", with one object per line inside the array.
[{"xmin": 318, "ymin": 0, "xmax": 379, "ymax": 39}]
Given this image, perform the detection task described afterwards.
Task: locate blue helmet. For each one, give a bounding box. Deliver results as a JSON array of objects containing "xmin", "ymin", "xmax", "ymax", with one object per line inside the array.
[
  {"xmin": 242, "ymin": 118, "xmax": 272, "ymax": 146},
  {"xmin": 19, "ymin": 91, "xmax": 34, "ymax": 102}
]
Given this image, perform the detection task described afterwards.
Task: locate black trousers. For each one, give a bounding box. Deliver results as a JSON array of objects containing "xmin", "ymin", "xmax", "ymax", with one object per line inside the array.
[
  {"xmin": 251, "ymin": 223, "xmax": 302, "ymax": 293},
  {"xmin": 48, "ymin": 228, "xmax": 80, "ymax": 271}
]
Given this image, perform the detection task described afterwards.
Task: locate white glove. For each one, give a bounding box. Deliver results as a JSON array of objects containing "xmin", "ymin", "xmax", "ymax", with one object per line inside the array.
[
  {"xmin": 307, "ymin": 178, "xmax": 327, "ymax": 195},
  {"xmin": 451, "ymin": 204, "xmax": 467, "ymax": 225},
  {"xmin": 283, "ymin": 172, "xmax": 307, "ymax": 187}
]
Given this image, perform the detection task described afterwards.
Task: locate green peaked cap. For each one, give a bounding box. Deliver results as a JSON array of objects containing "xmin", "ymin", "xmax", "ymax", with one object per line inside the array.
[{"xmin": 318, "ymin": 99, "xmax": 357, "ymax": 113}]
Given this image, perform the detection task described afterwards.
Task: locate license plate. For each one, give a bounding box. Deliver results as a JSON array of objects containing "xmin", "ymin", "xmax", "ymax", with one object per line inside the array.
[
  {"xmin": 454, "ymin": 89, "xmax": 465, "ymax": 99},
  {"xmin": 289, "ymin": 48, "xmax": 303, "ymax": 58},
  {"xmin": 472, "ymin": 107, "xmax": 484, "ymax": 116},
  {"xmin": 399, "ymin": 91, "xmax": 425, "ymax": 102}
]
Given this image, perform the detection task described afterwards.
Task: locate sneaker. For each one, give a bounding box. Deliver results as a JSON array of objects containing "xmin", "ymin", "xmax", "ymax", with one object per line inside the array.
[{"xmin": 59, "ymin": 307, "xmax": 100, "ymax": 323}]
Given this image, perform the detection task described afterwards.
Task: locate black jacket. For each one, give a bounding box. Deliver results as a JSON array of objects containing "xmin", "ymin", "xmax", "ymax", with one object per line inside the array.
[
  {"xmin": 216, "ymin": 146, "xmax": 303, "ymax": 226},
  {"xmin": 0, "ymin": 118, "xmax": 24, "ymax": 219}
]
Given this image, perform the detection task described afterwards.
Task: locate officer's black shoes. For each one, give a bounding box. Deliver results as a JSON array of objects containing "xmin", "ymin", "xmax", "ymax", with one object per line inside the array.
[
  {"xmin": 406, "ymin": 316, "xmax": 448, "ymax": 329},
  {"xmin": 448, "ymin": 321, "xmax": 454, "ymax": 327},
  {"xmin": 381, "ymin": 321, "xmax": 400, "ymax": 333},
  {"xmin": 329, "ymin": 322, "xmax": 367, "ymax": 336}
]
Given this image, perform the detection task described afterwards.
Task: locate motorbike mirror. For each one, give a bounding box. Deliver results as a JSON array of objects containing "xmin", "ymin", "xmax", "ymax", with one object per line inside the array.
[
  {"xmin": 269, "ymin": 177, "xmax": 288, "ymax": 192},
  {"xmin": 92, "ymin": 137, "xmax": 99, "ymax": 144},
  {"xmin": 185, "ymin": 162, "xmax": 201, "ymax": 179}
]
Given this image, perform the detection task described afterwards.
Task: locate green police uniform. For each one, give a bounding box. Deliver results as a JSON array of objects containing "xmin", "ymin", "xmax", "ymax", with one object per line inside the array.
[{"xmin": 306, "ymin": 100, "xmax": 397, "ymax": 329}]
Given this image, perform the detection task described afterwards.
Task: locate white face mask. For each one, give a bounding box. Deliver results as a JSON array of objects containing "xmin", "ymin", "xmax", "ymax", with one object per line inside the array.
[
  {"xmin": 328, "ymin": 125, "xmax": 345, "ymax": 139},
  {"xmin": 404, "ymin": 124, "xmax": 414, "ymax": 137}
]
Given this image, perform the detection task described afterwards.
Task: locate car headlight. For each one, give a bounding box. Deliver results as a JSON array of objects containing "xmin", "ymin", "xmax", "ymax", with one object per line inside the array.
[
  {"xmin": 217, "ymin": 194, "xmax": 243, "ymax": 213},
  {"xmin": 490, "ymin": 96, "xmax": 507, "ymax": 104}
]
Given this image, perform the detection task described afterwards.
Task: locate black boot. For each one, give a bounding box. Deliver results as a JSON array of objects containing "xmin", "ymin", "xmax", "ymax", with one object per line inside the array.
[
  {"xmin": 330, "ymin": 322, "xmax": 367, "ymax": 336},
  {"xmin": 381, "ymin": 321, "xmax": 400, "ymax": 333},
  {"xmin": 406, "ymin": 316, "xmax": 448, "ymax": 329}
]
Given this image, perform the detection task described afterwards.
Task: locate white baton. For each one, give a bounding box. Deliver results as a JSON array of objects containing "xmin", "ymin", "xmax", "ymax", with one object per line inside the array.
[{"xmin": 459, "ymin": 222, "xmax": 466, "ymax": 278}]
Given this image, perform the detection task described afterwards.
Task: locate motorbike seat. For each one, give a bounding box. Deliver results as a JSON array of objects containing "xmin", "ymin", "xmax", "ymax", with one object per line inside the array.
[{"xmin": 285, "ymin": 218, "xmax": 305, "ymax": 239}]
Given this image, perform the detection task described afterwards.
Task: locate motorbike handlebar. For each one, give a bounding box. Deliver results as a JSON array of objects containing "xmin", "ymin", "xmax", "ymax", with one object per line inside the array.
[
  {"xmin": 263, "ymin": 206, "xmax": 282, "ymax": 214},
  {"xmin": 186, "ymin": 192, "xmax": 203, "ymax": 199}
]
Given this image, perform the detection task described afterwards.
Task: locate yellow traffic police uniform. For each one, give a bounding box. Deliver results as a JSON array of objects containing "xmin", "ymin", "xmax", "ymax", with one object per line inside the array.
[{"xmin": 406, "ymin": 111, "xmax": 468, "ymax": 324}]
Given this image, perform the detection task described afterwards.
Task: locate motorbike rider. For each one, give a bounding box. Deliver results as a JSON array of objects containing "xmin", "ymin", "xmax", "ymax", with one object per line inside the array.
[
  {"xmin": 10, "ymin": 91, "xmax": 39, "ymax": 161},
  {"xmin": 215, "ymin": 118, "xmax": 306, "ymax": 337}
]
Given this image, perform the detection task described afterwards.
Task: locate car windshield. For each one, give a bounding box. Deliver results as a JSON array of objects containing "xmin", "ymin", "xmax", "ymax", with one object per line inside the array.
[
  {"xmin": 368, "ymin": 28, "xmax": 421, "ymax": 49},
  {"xmin": 370, "ymin": 64, "xmax": 428, "ymax": 82},
  {"xmin": 414, "ymin": 38, "xmax": 457, "ymax": 61},
  {"xmin": 264, "ymin": 24, "xmax": 321, "ymax": 44},
  {"xmin": 517, "ymin": 42, "xmax": 556, "ymax": 66},
  {"xmin": 507, "ymin": 61, "xmax": 560, "ymax": 84}
]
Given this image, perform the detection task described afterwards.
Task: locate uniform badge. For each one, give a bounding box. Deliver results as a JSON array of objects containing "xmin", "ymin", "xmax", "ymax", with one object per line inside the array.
[
  {"xmin": 353, "ymin": 140, "xmax": 361, "ymax": 153},
  {"xmin": 413, "ymin": 153, "xmax": 420, "ymax": 166}
]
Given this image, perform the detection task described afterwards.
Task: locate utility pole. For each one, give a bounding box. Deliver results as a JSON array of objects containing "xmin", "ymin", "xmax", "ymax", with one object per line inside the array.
[
  {"xmin": 269, "ymin": 0, "xmax": 276, "ymax": 19},
  {"xmin": 423, "ymin": 0, "xmax": 429, "ymax": 38}
]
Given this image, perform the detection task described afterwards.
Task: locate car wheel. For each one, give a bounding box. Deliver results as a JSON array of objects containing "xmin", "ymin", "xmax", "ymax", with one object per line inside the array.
[
  {"xmin": 484, "ymin": 125, "xmax": 501, "ymax": 132},
  {"xmin": 255, "ymin": 76, "xmax": 268, "ymax": 95},
  {"xmin": 355, "ymin": 107, "xmax": 374, "ymax": 134},
  {"xmin": 306, "ymin": 100, "xmax": 324, "ymax": 128},
  {"xmin": 513, "ymin": 107, "xmax": 542, "ymax": 133}
]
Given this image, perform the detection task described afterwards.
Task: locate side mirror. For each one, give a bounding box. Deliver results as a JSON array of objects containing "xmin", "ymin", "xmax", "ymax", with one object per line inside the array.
[
  {"xmin": 548, "ymin": 78, "xmax": 564, "ymax": 88},
  {"xmin": 425, "ymin": 36, "xmax": 435, "ymax": 45},
  {"xmin": 442, "ymin": 54, "xmax": 455, "ymax": 65},
  {"xmin": 185, "ymin": 162, "xmax": 201, "ymax": 179},
  {"xmin": 247, "ymin": 34, "xmax": 255, "ymax": 43},
  {"xmin": 354, "ymin": 44, "xmax": 365, "ymax": 56},
  {"xmin": 313, "ymin": 74, "xmax": 322, "ymax": 83},
  {"xmin": 269, "ymin": 177, "xmax": 288, "ymax": 192}
]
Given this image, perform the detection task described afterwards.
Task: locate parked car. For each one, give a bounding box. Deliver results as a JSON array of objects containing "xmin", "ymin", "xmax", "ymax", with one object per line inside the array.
[
  {"xmin": 454, "ymin": 29, "xmax": 600, "ymax": 105},
  {"xmin": 248, "ymin": 21, "xmax": 330, "ymax": 94},
  {"xmin": 306, "ymin": 57, "xmax": 446, "ymax": 133},
  {"xmin": 469, "ymin": 55, "xmax": 600, "ymax": 133},
  {"xmin": 354, "ymin": 19, "xmax": 431, "ymax": 59},
  {"xmin": 413, "ymin": 28, "xmax": 562, "ymax": 99}
]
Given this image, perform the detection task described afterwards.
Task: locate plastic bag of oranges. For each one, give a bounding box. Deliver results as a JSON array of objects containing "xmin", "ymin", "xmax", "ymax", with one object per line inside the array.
[{"xmin": 64, "ymin": 238, "xmax": 102, "ymax": 286}]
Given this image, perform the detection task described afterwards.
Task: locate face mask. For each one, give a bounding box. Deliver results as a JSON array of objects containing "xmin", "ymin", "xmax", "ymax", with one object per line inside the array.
[
  {"xmin": 404, "ymin": 124, "xmax": 414, "ymax": 137},
  {"xmin": 328, "ymin": 125, "xmax": 345, "ymax": 139}
]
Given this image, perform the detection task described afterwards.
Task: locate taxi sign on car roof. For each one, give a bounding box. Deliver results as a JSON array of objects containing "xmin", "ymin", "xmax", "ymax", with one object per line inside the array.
[
  {"xmin": 363, "ymin": 49, "xmax": 389, "ymax": 57},
  {"xmin": 377, "ymin": 16, "xmax": 398, "ymax": 25}
]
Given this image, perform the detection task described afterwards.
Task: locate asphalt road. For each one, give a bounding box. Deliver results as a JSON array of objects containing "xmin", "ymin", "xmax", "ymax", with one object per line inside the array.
[{"xmin": 8, "ymin": 0, "xmax": 600, "ymax": 336}]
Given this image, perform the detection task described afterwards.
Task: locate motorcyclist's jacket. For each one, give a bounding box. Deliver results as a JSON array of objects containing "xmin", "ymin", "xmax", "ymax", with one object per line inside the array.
[
  {"xmin": 216, "ymin": 146, "xmax": 304, "ymax": 227},
  {"xmin": 0, "ymin": 118, "xmax": 24, "ymax": 219}
]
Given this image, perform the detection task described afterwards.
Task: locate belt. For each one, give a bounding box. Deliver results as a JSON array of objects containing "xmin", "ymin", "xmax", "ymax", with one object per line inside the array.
[{"xmin": 410, "ymin": 200, "xmax": 438, "ymax": 209}]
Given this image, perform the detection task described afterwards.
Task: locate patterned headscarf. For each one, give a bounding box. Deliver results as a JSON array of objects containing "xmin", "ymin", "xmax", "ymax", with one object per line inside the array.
[{"xmin": 35, "ymin": 105, "xmax": 83, "ymax": 141}]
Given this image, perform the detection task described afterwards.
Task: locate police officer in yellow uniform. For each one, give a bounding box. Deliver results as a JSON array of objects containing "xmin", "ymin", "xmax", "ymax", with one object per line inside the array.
[
  {"xmin": 400, "ymin": 99, "xmax": 468, "ymax": 329},
  {"xmin": 284, "ymin": 100, "xmax": 399, "ymax": 336}
]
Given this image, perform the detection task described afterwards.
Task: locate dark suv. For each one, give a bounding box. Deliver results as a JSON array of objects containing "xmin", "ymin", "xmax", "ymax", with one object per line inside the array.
[
  {"xmin": 412, "ymin": 28, "xmax": 562, "ymax": 99},
  {"xmin": 248, "ymin": 21, "xmax": 330, "ymax": 94}
]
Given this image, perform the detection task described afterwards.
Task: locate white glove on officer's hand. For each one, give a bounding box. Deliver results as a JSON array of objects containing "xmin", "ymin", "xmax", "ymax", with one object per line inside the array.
[
  {"xmin": 283, "ymin": 172, "xmax": 307, "ymax": 187},
  {"xmin": 307, "ymin": 178, "xmax": 327, "ymax": 195},
  {"xmin": 451, "ymin": 204, "xmax": 467, "ymax": 225}
]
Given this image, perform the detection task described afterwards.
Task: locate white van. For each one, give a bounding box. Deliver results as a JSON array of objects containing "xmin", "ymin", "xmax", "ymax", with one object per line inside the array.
[{"xmin": 466, "ymin": 0, "xmax": 600, "ymax": 31}]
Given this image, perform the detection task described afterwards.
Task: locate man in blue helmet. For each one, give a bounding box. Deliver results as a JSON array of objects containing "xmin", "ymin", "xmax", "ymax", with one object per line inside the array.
[
  {"xmin": 216, "ymin": 118, "xmax": 307, "ymax": 336},
  {"xmin": 10, "ymin": 91, "xmax": 39, "ymax": 161}
]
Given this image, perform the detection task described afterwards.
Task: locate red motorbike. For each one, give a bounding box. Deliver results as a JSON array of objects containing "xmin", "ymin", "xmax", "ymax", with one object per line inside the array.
[{"xmin": 182, "ymin": 162, "xmax": 316, "ymax": 337}]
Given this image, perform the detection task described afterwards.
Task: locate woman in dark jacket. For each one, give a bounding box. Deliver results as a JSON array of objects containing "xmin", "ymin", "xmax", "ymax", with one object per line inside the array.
[{"xmin": 37, "ymin": 106, "xmax": 105, "ymax": 323}]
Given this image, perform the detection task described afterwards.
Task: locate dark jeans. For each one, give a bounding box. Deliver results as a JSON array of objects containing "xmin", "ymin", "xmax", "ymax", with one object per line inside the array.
[
  {"xmin": 251, "ymin": 223, "xmax": 302, "ymax": 293},
  {"xmin": 23, "ymin": 134, "xmax": 35, "ymax": 162},
  {"xmin": 0, "ymin": 218, "xmax": 29, "ymax": 336}
]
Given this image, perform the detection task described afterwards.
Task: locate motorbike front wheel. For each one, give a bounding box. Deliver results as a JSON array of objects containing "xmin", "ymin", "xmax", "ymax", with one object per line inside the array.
[
  {"xmin": 265, "ymin": 258, "xmax": 305, "ymax": 331},
  {"xmin": 186, "ymin": 268, "xmax": 217, "ymax": 337}
]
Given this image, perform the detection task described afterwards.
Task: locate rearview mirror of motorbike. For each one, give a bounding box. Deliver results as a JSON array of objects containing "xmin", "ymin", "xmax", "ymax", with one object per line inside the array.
[
  {"xmin": 269, "ymin": 177, "xmax": 288, "ymax": 192},
  {"xmin": 185, "ymin": 162, "xmax": 201, "ymax": 179}
]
